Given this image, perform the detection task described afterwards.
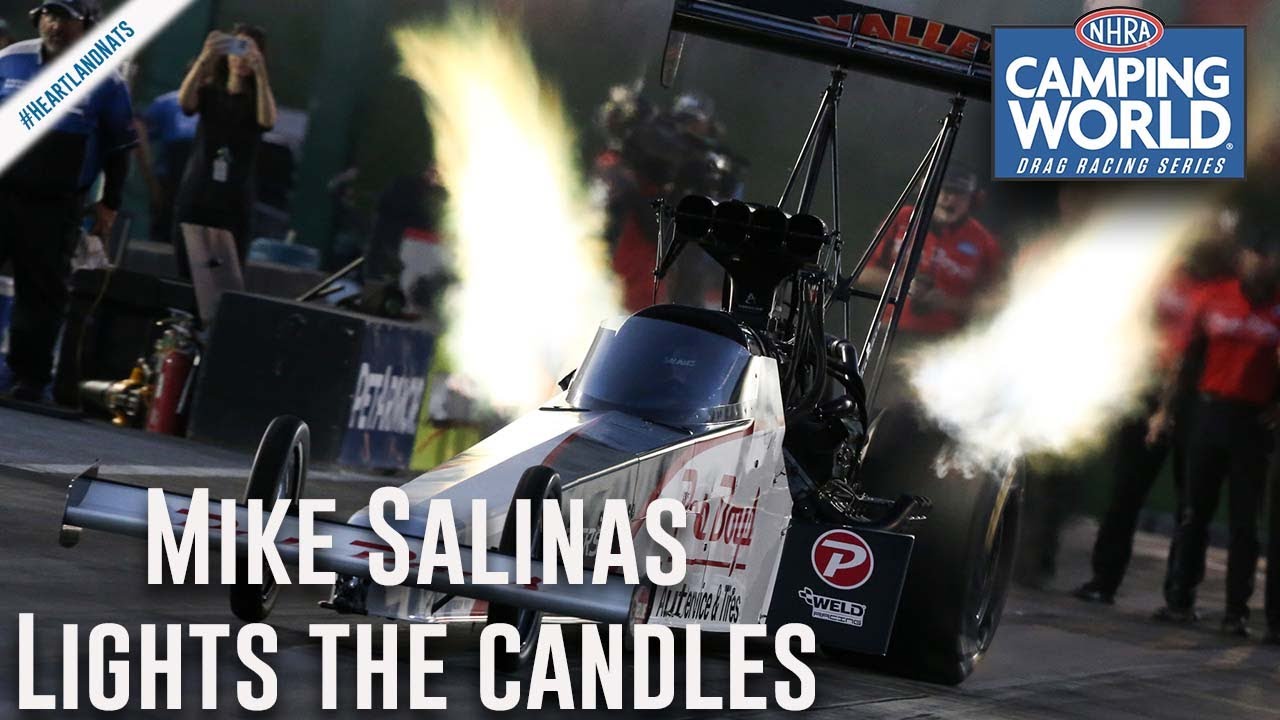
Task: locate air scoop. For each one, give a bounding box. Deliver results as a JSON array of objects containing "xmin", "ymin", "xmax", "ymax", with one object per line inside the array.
[{"xmin": 673, "ymin": 194, "xmax": 828, "ymax": 329}]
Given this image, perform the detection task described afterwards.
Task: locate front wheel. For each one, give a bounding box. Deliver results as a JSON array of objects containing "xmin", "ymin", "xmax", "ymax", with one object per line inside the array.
[
  {"xmin": 835, "ymin": 403, "xmax": 1023, "ymax": 684},
  {"xmin": 487, "ymin": 465, "xmax": 562, "ymax": 672},
  {"xmin": 230, "ymin": 415, "xmax": 309, "ymax": 622}
]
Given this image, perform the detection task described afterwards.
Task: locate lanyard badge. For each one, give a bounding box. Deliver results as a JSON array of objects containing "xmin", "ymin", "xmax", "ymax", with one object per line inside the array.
[{"xmin": 212, "ymin": 146, "xmax": 230, "ymax": 183}]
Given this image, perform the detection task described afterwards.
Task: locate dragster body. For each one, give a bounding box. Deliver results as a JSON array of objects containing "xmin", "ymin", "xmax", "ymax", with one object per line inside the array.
[
  {"xmin": 345, "ymin": 334, "xmax": 797, "ymax": 633},
  {"xmin": 337, "ymin": 311, "xmax": 905, "ymax": 648},
  {"xmin": 63, "ymin": 309, "xmax": 918, "ymax": 658},
  {"xmin": 57, "ymin": 0, "xmax": 1023, "ymax": 684}
]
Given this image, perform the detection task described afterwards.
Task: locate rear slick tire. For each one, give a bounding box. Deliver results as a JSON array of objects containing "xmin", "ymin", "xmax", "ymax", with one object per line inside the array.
[
  {"xmin": 230, "ymin": 415, "xmax": 309, "ymax": 623},
  {"xmin": 487, "ymin": 464, "xmax": 563, "ymax": 672},
  {"xmin": 833, "ymin": 403, "xmax": 1023, "ymax": 685}
]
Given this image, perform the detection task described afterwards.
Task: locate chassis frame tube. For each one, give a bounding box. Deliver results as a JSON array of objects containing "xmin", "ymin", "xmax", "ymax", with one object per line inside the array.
[{"xmin": 861, "ymin": 95, "xmax": 967, "ymax": 407}]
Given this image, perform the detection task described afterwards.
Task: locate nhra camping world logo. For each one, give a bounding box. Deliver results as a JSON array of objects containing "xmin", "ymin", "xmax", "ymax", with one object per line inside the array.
[
  {"xmin": 993, "ymin": 7, "xmax": 1245, "ymax": 179},
  {"xmin": 811, "ymin": 529, "xmax": 874, "ymax": 590}
]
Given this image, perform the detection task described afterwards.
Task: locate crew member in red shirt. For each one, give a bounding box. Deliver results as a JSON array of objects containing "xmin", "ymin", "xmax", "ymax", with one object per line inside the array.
[
  {"xmin": 862, "ymin": 167, "xmax": 1004, "ymax": 337},
  {"xmin": 1074, "ymin": 230, "xmax": 1235, "ymax": 604},
  {"xmin": 1151, "ymin": 237, "xmax": 1280, "ymax": 635},
  {"xmin": 1269, "ymin": 347, "xmax": 1280, "ymax": 644}
]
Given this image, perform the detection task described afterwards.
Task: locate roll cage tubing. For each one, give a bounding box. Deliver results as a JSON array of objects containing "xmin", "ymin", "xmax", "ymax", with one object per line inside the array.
[{"xmin": 655, "ymin": 0, "xmax": 990, "ymax": 410}]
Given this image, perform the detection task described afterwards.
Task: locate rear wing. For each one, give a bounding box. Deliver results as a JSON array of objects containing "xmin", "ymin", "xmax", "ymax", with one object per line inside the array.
[{"xmin": 668, "ymin": 0, "xmax": 992, "ymax": 100}]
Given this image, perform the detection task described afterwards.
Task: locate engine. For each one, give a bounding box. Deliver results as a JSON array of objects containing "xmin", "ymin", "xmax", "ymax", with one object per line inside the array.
[{"xmin": 665, "ymin": 194, "xmax": 876, "ymax": 523}]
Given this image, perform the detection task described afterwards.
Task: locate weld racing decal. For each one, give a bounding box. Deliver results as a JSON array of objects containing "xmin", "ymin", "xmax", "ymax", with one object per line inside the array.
[{"xmin": 797, "ymin": 587, "xmax": 865, "ymax": 627}]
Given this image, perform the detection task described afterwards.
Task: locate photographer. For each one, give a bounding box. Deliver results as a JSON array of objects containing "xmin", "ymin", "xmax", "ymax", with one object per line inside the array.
[
  {"xmin": 0, "ymin": 0, "xmax": 135, "ymax": 402},
  {"xmin": 594, "ymin": 88, "xmax": 743, "ymax": 311},
  {"xmin": 171, "ymin": 23, "xmax": 277, "ymax": 278}
]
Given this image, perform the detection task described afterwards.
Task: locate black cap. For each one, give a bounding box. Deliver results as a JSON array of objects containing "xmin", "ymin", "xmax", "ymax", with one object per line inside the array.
[
  {"xmin": 1237, "ymin": 211, "xmax": 1280, "ymax": 258},
  {"xmin": 29, "ymin": 0, "xmax": 99, "ymax": 24},
  {"xmin": 941, "ymin": 165, "xmax": 980, "ymax": 194}
]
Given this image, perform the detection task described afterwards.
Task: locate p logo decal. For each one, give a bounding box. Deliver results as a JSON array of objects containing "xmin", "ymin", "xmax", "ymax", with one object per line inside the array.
[{"xmin": 811, "ymin": 529, "xmax": 874, "ymax": 590}]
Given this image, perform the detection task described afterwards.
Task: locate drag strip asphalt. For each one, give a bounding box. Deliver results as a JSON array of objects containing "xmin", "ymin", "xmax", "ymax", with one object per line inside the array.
[{"xmin": 2, "ymin": 407, "xmax": 1278, "ymax": 718}]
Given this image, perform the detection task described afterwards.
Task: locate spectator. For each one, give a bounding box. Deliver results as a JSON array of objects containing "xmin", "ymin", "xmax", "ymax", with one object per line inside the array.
[
  {"xmin": 1153, "ymin": 233, "xmax": 1280, "ymax": 636},
  {"xmin": 0, "ymin": 0, "xmax": 135, "ymax": 402},
  {"xmin": 0, "ymin": 19, "xmax": 13, "ymax": 50},
  {"xmin": 1073, "ymin": 223, "xmax": 1236, "ymax": 604},
  {"xmin": 140, "ymin": 80, "xmax": 199, "ymax": 247},
  {"xmin": 171, "ymin": 23, "xmax": 277, "ymax": 278}
]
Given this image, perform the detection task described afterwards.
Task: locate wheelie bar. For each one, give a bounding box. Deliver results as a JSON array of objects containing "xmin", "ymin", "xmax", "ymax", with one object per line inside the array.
[{"xmin": 58, "ymin": 466, "xmax": 637, "ymax": 624}]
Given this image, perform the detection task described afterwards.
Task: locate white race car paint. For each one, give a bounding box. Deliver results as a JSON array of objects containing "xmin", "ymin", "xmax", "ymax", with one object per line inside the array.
[{"xmin": 359, "ymin": 355, "xmax": 794, "ymax": 631}]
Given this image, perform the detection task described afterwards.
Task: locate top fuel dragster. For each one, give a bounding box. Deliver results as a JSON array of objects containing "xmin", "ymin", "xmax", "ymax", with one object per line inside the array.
[{"xmin": 58, "ymin": 0, "xmax": 1021, "ymax": 685}]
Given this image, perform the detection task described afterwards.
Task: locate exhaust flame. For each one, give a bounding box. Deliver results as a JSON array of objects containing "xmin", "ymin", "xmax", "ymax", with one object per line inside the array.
[
  {"xmin": 395, "ymin": 12, "xmax": 621, "ymax": 416},
  {"xmin": 906, "ymin": 193, "xmax": 1212, "ymax": 463},
  {"xmin": 907, "ymin": 2, "xmax": 1280, "ymax": 466}
]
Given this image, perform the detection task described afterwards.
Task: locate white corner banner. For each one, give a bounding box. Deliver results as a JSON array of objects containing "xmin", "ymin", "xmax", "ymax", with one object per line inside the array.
[{"xmin": 0, "ymin": 0, "xmax": 198, "ymax": 176}]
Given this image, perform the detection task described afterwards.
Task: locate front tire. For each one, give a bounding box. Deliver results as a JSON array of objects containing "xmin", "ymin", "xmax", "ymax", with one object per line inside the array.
[
  {"xmin": 487, "ymin": 465, "xmax": 562, "ymax": 672},
  {"xmin": 230, "ymin": 415, "xmax": 309, "ymax": 622},
  {"xmin": 840, "ymin": 403, "xmax": 1023, "ymax": 684}
]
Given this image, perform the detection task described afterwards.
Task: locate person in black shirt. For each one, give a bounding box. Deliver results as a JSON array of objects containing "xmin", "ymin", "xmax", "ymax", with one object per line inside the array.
[
  {"xmin": 171, "ymin": 23, "xmax": 277, "ymax": 278},
  {"xmin": 0, "ymin": 0, "xmax": 136, "ymax": 402}
]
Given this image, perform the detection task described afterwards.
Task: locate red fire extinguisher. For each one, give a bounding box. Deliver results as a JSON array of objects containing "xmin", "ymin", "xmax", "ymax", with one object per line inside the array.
[{"xmin": 146, "ymin": 315, "xmax": 199, "ymax": 435}]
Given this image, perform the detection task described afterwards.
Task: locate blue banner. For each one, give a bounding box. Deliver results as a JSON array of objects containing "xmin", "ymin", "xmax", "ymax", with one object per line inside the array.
[
  {"xmin": 994, "ymin": 10, "xmax": 1245, "ymax": 180},
  {"xmin": 340, "ymin": 323, "xmax": 435, "ymax": 470}
]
